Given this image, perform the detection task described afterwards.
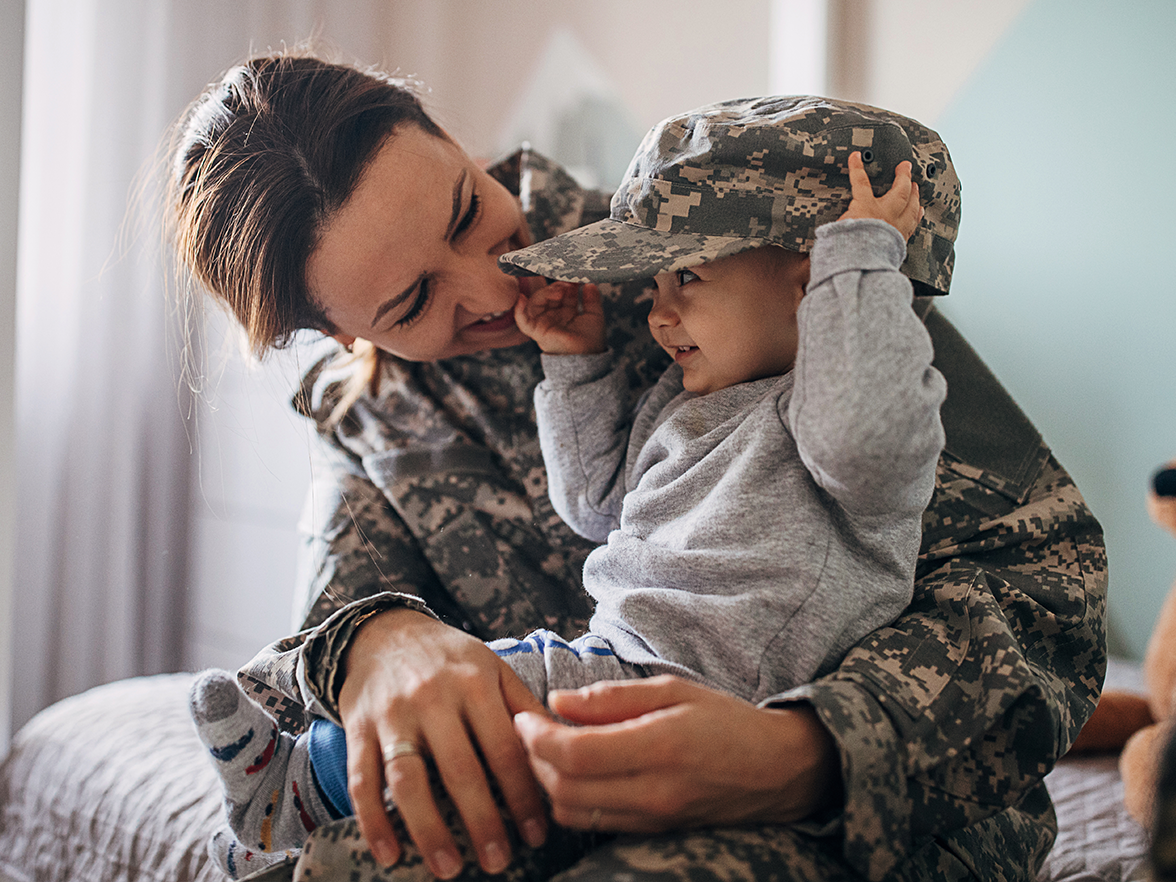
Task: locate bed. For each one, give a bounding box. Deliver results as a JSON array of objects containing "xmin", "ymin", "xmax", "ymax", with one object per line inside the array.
[{"xmin": 0, "ymin": 663, "xmax": 1153, "ymax": 882}]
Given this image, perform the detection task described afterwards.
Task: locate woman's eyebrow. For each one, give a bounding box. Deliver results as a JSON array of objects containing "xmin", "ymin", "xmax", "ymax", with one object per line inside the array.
[
  {"xmin": 443, "ymin": 169, "xmax": 468, "ymax": 241},
  {"xmin": 371, "ymin": 274, "xmax": 425, "ymax": 329}
]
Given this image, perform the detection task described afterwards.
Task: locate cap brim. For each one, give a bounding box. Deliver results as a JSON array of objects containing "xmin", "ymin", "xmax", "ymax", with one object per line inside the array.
[{"xmin": 498, "ymin": 218, "xmax": 771, "ymax": 284}]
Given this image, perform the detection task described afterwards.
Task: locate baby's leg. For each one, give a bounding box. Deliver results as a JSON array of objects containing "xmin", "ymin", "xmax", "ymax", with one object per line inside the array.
[
  {"xmin": 489, "ymin": 630, "xmax": 639, "ymax": 697},
  {"xmin": 189, "ymin": 670, "xmax": 335, "ymax": 859}
]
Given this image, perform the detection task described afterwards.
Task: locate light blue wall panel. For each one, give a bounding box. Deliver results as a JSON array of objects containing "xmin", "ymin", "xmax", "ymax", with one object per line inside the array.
[{"xmin": 935, "ymin": 0, "xmax": 1176, "ymax": 658}]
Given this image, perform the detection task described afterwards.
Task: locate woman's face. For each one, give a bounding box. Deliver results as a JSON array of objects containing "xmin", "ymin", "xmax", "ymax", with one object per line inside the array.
[{"xmin": 307, "ymin": 126, "xmax": 533, "ymax": 361}]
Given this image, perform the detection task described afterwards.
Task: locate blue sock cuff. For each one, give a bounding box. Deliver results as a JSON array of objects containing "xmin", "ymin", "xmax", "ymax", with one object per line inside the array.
[{"xmin": 307, "ymin": 719, "xmax": 351, "ymax": 818}]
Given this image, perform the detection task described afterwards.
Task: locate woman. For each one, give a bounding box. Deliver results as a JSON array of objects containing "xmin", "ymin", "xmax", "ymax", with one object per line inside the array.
[{"xmin": 171, "ymin": 52, "xmax": 1107, "ymax": 882}]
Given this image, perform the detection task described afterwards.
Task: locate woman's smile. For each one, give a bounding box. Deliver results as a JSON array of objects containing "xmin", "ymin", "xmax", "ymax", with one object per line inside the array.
[{"xmin": 467, "ymin": 309, "xmax": 516, "ymax": 333}]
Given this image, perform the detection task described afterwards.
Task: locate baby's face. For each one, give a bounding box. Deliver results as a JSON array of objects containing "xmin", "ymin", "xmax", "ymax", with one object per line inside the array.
[{"xmin": 649, "ymin": 246, "xmax": 809, "ymax": 395}]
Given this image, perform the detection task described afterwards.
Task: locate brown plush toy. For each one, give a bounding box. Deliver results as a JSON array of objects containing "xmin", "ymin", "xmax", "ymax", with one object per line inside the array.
[
  {"xmin": 1073, "ymin": 463, "xmax": 1176, "ymax": 827},
  {"xmin": 1119, "ymin": 464, "xmax": 1176, "ymax": 826}
]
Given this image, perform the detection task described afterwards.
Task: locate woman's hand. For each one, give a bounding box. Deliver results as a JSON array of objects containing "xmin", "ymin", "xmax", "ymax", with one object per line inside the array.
[
  {"xmin": 338, "ymin": 609, "xmax": 549, "ymax": 878},
  {"xmin": 514, "ymin": 280, "xmax": 607, "ymax": 355},
  {"xmin": 513, "ymin": 675, "xmax": 841, "ymax": 832}
]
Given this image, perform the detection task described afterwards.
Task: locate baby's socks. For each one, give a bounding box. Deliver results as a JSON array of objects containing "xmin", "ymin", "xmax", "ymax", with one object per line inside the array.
[{"xmin": 189, "ymin": 669, "xmax": 332, "ymax": 860}]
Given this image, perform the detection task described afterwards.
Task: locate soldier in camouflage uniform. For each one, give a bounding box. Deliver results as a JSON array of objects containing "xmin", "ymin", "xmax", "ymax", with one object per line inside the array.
[{"xmin": 171, "ymin": 56, "xmax": 1107, "ymax": 882}]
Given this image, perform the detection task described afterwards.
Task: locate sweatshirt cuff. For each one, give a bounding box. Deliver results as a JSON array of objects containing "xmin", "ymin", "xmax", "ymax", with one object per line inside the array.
[
  {"xmin": 538, "ymin": 349, "xmax": 617, "ymax": 390},
  {"xmin": 808, "ymin": 218, "xmax": 907, "ymax": 291},
  {"xmin": 298, "ymin": 591, "xmax": 439, "ymax": 724},
  {"xmin": 761, "ymin": 676, "xmax": 912, "ymax": 881}
]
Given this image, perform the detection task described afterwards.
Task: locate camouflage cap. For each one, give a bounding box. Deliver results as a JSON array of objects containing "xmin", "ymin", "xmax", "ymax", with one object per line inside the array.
[{"xmin": 499, "ymin": 96, "xmax": 960, "ymax": 294}]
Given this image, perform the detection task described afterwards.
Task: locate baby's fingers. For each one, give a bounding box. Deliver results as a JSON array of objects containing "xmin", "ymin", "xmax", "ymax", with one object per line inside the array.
[
  {"xmin": 887, "ymin": 160, "xmax": 914, "ymax": 194},
  {"xmin": 880, "ymin": 162, "xmax": 923, "ymax": 240},
  {"xmin": 846, "ymin": 150, "xmax": 872, "ymax": 200},
  {"xmin": 897, "ymin": 181, "xmax": 925, "ymax": 240},
  {"xmin": 580, "ymin": 283, "xmax": 602, "ymax": 316},
  {"xmin": 514, "ymin": 281, "xmax": 566, "ymax": 332}
]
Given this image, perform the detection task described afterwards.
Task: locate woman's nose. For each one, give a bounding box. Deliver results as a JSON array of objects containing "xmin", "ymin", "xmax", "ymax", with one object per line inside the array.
[{"xmin": 456, "ymin": 253, "xmax": 518, "ymax": 313}]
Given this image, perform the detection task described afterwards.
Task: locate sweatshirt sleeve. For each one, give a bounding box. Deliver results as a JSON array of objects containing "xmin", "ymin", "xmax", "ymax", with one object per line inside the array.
[
  {"xmin": 789, "ymin": 218, "xmax": 947, "ymax": 519},
  {"xmin": 534, "ymin": 351, "xmax": 635, "ymax": 543}
]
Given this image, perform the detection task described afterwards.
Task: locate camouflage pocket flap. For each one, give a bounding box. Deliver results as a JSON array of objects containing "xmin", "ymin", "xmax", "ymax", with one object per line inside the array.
[{"xmin": 363, "ymin": 444, "xmax": 502, "ymax": 488}]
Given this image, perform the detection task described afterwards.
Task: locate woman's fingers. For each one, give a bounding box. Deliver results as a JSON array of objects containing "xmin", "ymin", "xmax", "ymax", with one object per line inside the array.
[
  {"xmin": 515, "ymin": 709, "xmax": 685, "ymax": 831},
  {"xmin": 405, "ymin": 730, "xmax": 502, "ymax": 877},
  {"xmin": 476, "ymin": 667, "xmax": 550, "ymax": 847},
  {"xmin": 381, "ymin": 747, "xmax": 458, "ymax": 877},
  {"xmin": 520, "ymin": 677, "xmax": 705, "ymax": 781},
  {"xmin": 423, "ymin": 666, "xmax": 550, "ymax": 870},
  {"xmin": 548, "ymin": 674, "xmax": 694, "ymax": 725},
  {"xmin": 515, "ymin": 706, "xmax": 656, "ymax": 784},
  {"xmin": 337, "ymin": 613, "xmax": 547, "ymax": 876},
  {"xmin": 345, "ymin": 726, "xmax": 402, "ymax": 867},
  {"xmin": 516, "ymin": 676, "xmax": 841, "ymax": 832}
]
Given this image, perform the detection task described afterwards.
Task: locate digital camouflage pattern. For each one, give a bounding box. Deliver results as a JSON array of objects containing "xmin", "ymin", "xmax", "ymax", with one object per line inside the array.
[
  {"xmin": 234, "ymin": 148, "xmax": 1107, "ymax": 882},
  {"xmin": 498, "ymin": 97, "xmax": 959, "ymax": 295}
]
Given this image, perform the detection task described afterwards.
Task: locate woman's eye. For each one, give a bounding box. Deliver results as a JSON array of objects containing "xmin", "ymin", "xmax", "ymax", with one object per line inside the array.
[
  {"xmin": 676, "ymin": 269, "xmax": 700, "ymax": 287},
  {"xmin": 394, "ymin": 278, "xmax": 432, "ymax": 328},
  {"xmin": 453, "ymin": 191, "xmax": 481, "ymax": 239}
]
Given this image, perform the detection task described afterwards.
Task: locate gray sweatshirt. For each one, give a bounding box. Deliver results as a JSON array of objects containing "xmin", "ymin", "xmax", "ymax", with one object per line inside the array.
[{"xmin": 534, "ymin": 219, "xmax": 947, "ymax": 703}]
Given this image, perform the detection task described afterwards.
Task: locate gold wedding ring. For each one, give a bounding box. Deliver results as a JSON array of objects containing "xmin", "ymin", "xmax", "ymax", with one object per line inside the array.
[{"xmin": 383, "ymin": 741, "xmax": 422, "ymax": 763}]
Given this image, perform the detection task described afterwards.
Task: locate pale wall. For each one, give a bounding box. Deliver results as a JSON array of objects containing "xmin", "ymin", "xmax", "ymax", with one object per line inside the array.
[
  {"xmin": 932, "ymin": 0, "xmax": 1176, "ymax": 659},
  {"xmin": 834, "ymin": 0, "xmax": 1171, "ymax": 659}
]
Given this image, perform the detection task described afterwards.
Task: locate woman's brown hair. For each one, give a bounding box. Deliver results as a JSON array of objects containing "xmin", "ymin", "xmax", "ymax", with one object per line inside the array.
[{"xmin": 170, "ymin": 51, "xmax": 442, "ymax": 359}]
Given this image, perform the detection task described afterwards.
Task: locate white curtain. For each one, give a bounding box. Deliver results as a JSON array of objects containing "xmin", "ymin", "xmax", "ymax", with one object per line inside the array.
[
  {"xmin": 0, "ymin": 0, "xmax": 26, "ymax": 751},
  {"xmin": 13, "ymin": 0, "xmax": 190, "ymax": 732},
  {"xmin": 11, "ymin": 0, "xmax": 396, "ymax": 732}
]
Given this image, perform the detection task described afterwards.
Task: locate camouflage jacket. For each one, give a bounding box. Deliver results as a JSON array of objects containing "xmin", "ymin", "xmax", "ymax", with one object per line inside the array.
[{"xmin": 238, "ymin": 149, "xmax": 1107, "ymax": 881}]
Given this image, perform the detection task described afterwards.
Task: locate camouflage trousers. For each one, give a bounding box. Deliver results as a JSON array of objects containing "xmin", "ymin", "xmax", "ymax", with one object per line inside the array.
[
  {"xmin": 241, "ymin": 815, "xmax": 1049, "ymax": 882},
  {"xmin": 238, "ymin": 763, "xmax": 1053, "ymax": 882}
]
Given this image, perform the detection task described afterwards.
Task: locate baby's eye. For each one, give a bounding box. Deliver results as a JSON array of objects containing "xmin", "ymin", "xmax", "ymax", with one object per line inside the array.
[{"xmin": 676, "ymin": 269, "xmax": 700, "ymax": 287}]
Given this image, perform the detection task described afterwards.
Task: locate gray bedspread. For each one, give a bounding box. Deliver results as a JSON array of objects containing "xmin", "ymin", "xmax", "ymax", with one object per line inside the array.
[{"xmin": 0, "ymin": 673, "xmax": 224, "ymax": 882}]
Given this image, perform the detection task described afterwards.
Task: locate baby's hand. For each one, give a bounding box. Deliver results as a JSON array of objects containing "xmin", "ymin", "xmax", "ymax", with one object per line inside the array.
[
  {"xmin": 839, "ymin": 151, "xmax": 924, "ymax": 240},
  {"xmin": 514, "ymin": 280, "xmax": 607, "ymax": 355}
]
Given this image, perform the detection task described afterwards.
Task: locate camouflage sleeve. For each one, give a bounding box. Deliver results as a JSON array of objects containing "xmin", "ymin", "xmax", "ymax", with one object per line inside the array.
[
  {"xmin": 760, "ymin": 306, "xmax": 1108, "ymax": 880},
  {"xmin": 294, "ymin": 429, "xmax": 474, "ymax": 632},
  {"xmin": 237, "ymin": 591, "xmax": 435, "ymax": 733},
  {"xmin": 234, "ymin": 423, "xmax": 449, "ymax": 734}
]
